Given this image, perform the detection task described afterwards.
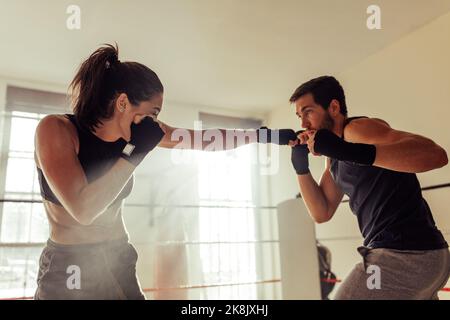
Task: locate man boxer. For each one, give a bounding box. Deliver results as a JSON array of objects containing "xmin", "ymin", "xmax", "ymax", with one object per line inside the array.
[{"xmin": 289, "ymin": 75, "xmax": 450, "ymax": 299}]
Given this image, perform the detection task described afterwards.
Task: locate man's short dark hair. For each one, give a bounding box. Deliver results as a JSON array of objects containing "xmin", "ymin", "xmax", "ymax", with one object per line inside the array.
[{"xmin": 289, "ymin": 76, "xmax": 348, "ymax": 116}]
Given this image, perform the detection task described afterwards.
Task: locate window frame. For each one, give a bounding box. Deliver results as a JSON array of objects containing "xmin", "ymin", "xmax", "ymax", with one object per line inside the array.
[{"xmin": 0, "ymin": 85, "xmax": 70, "ymax": 243}]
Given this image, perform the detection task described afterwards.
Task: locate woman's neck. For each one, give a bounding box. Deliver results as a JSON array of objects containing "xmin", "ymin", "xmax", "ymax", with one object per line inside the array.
[{"xmin": 93, "ymin": 117, "xmax": 126, "ymax": 142}]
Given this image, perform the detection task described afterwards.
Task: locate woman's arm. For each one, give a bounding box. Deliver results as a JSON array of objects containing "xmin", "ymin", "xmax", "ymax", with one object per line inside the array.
[
  {"xmin": 156, "ymin": 121, "xmax": 297, "ymax": 151},
  {"xmin": 35, "ymin": 115, "xmax": 135, "ymax": 225},
  {"xmin": 156, "ymin": 121, "xmax": 257, "ymax": 150}
]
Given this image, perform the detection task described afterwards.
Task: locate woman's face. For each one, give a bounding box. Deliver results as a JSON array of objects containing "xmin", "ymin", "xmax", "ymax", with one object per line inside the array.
[
  {"xmin": 131, "ymin": 93, "xmax": 164, "ymax": 124},
  {"xmin": 114, "ymin": 92, "xmax": 163, "ymax": 139},
  {"xmin": 115, "ymin": 92, "xmax": 163, "ymax": 125}
]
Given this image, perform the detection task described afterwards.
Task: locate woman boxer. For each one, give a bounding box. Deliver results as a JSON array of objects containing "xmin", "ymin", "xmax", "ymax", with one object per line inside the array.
[{"xmin": 33, "ymin": 44, "xmax": 297, "ymax": 299}]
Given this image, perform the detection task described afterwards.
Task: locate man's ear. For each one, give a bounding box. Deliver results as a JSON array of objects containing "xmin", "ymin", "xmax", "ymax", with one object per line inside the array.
[{"xmin": 329, "ymin": 99, "xmax": 341, "ymax": 116}]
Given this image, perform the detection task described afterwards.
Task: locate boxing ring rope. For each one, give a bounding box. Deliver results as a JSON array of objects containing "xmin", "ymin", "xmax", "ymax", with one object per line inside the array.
[
  {"xmin": 2, "ymin": 277, "xmax": 449, "ymax": 300},
  {"xmin": 1, "ymin": 182, "xmax": 449, "ymax": 206},
  {"xmin": 0, "ymin": 198, "xmax": 279, "ymax": 209},
  {"xmin": 0, "ymin": 182, "xmax": 449, "ymax": 300},
  {"xmin": 0, "ymin": 278, "xmax": 341, "ymax": 300}
]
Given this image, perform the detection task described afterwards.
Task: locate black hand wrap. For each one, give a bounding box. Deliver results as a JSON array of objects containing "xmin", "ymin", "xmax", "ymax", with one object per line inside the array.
[
  {"xmin": 314, "ymin": 129, "xmax": 376, "ymax": 165},
  {"xmin": 119, "ymin": 117, "xmax": 165, "ymax": 166},
  {"xmin": 291, "ymin": 143, "xmax": 310, "ymax": 175},
  {"xmin": 257, "ymin": 127, "xmax": 298, "ymax": 145}
]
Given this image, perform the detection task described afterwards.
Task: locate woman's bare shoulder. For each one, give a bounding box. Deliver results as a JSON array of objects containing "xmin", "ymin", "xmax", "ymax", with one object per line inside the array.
[{"xmin": 35, "ymin": 114, "xmax": 79, "ymax": 154}]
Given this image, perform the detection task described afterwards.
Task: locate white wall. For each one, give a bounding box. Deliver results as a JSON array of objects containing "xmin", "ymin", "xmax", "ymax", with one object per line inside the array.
[{"xmin": 267, "ymin": 11, "xmax": 450, "ymax": 299}]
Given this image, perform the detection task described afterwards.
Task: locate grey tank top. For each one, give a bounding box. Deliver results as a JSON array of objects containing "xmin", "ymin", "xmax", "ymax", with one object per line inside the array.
[{"xmin": 330, "ymin": 117, "xmax": 448, "ymax": 250}]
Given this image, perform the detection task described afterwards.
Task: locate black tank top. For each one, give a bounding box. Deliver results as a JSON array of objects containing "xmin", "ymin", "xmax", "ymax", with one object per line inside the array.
[
  {"xmin": 36, "ymin": 114, "xmax": 134, "ymax": 207},
  {"xmin": 330, "ymin": 116, "xmax": 448, "ymax": 250}
]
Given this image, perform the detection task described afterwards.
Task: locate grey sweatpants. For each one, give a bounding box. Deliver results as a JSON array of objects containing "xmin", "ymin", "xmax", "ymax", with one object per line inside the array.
[
  {"xmin": 34, "ymin": 237, "xmax": 145, "ymax": 300},
  {"xmin": 334, "ymin": 246, "xmax": 450, "ymax": 300}
]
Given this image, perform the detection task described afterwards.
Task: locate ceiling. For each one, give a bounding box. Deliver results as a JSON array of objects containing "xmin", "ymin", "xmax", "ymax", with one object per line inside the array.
[{"xmin": 1, "ymin": 0, "xmax": 450, "ymax": 112}]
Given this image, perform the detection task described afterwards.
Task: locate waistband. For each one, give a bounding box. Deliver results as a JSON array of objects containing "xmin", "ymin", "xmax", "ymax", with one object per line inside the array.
[{"xmin": 46, "ymin": 236, "xmax": 130, "ymax": 253}]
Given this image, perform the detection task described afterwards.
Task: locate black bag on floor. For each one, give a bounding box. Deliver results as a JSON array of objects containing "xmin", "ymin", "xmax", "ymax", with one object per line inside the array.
[{"xmin": 317, "ymin": 241, "xmax": 337, "ymax": 300}]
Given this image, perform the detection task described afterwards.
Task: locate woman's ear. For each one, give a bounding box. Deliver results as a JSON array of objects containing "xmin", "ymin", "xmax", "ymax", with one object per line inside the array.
[{"xmin": 116, "ymin": 93, "xmax": 129, "ymax": 112}]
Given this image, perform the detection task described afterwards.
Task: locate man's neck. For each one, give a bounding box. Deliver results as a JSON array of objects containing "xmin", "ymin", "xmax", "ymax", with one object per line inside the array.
[{"xmin": 333, "ymin": 116, "xmax": 347, "ymax": 138}]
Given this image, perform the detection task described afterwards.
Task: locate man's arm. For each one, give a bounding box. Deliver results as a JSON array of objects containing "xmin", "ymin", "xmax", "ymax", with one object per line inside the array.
[
  {"xmin": 297, "ymin": 158, "xmax": 344, "ymax": 223},
  {"xmin": 345, "ymin": 118, "xmax": 448, "ymax": 173}
]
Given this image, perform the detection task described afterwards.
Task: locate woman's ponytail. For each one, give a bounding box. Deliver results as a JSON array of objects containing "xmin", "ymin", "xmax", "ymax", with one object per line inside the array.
[{"xmin": 70, "ymin": 43, "xmax": 163, "ymax": 131}]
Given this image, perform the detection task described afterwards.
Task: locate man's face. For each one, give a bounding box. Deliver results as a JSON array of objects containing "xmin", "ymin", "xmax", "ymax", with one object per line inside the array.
[{"xmin": 294, "ymin": 93, "xmax": 334, "ymax": 131}]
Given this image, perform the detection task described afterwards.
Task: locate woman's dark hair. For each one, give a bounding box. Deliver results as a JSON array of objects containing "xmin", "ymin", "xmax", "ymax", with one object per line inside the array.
[
  {"xmin": 69, "ymin": 43, "xmax": 164, "ymax": 131},
  {"xmin": 289, "ymin": 76, "xmax": 348, "ymax": 116}
]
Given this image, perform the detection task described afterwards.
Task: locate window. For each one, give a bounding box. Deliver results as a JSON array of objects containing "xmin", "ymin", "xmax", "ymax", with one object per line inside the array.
[
  {"xmin": 0, "ymin": 86, "xmax": 68, "ymax": 299},
  {"xmin": 196, "ymin": 113, "xmax": 262, "ymax": 299},
  {"xmin": 1, "ymin": 111, "xmax": 48, "ymax": 243}
]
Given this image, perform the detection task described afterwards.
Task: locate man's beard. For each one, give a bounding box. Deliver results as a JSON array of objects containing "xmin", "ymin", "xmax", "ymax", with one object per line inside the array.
[{"xmin": 320, "ymin": 113, "xmax": 334, "ymax": 131}]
